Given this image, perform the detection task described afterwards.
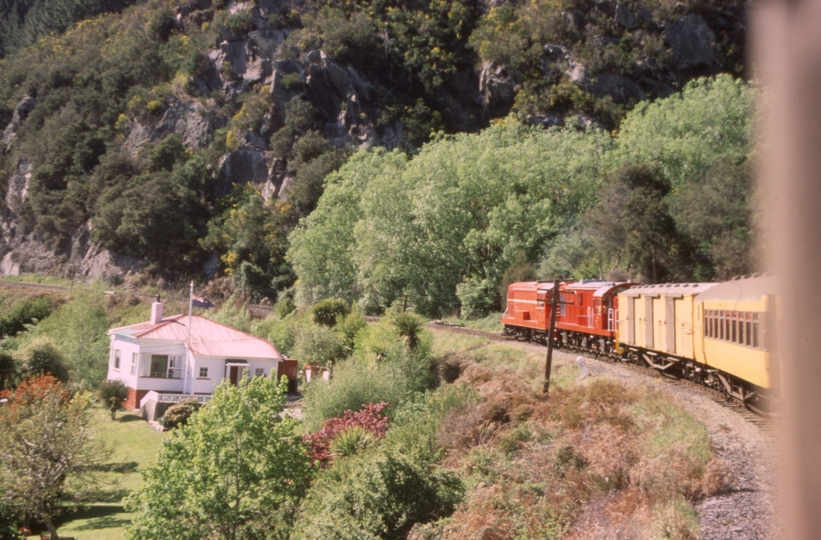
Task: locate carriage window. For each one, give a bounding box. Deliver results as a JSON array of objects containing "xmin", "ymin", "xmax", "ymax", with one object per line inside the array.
[{"xmin": 753, "ymin": 314, "xmax": 760, "ymax": 348}]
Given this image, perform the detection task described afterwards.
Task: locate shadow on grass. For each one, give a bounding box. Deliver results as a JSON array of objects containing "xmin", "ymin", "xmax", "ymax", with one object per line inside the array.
[
  {"xmin": 56, "ymin": 505, "xmax": 130, "ymax": 531},
  {"xmin": 91, "ymin": 461, "xmax": 139, "ymax": 473},
  {"xmin": 88, "ymin": 488, "xmax": 131, "ymax": 503},
  {"xmin": 117, "ymin": 414, "xmax": 143, "ymax": 423}
]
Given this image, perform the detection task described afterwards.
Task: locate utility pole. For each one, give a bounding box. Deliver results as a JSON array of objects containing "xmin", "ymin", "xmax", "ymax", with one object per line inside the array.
[{"xmin": 543, "ymin": 279, "xmax": 561, "ymax": 395}]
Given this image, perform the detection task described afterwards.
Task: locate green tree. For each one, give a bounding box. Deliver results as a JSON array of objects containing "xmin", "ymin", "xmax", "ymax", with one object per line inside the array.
[
  {"xmin": 293, "ymin": 448, "xmax": 463, "ymax": 539},
  {"xmin": 202, "ymin": 185, "xmax": 297, "ymax": 303},
  {"xmin": 97, "ymin": 379, "xmax": 129, "ymax": 420},
  {"xmin": 288, "ymin": 149, "xmax": 408, "ymax": 306},
  {"xmin": 613, "ymin": 75, "xmax": 753, "ymax": 188},
  {"xmin": 669, "ymin": 157, "xmax": 755, "ymax": 280},
  {"xmin": 311, "ymin": 298, "xmax": 350, "ymax": 327},
  {"xmin": 585, "ymin": 163, "xmax": 681, "ymax": 282},
  {"xmin": 292, "ymin": 325, "xmax": 347, "ymax": 368},
  {"xmin": 14, "ymin": 336, "xmax": 70, "ymax": 383},
  {"xmin": 37, "ymin": 286, "xmax": 111, "ymax": 386},
  {"xmin": 126, "ymin": 376, "xmax": 311, "ymax": 540},
  {"xmin": 0, "ymin": 375, "xmax": 110, "ymax": 540},
  {"xmin": 390, "ymin": 313, "xmax": 424, "ymax": 352}
]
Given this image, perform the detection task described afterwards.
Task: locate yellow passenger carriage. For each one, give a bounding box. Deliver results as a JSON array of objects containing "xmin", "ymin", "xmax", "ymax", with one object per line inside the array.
[{"xmin": 694, "ymin": 274, "xmax": 776, "ymax": 412}]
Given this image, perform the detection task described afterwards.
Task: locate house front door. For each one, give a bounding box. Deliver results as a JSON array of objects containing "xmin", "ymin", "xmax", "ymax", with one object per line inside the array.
[{"xmin": 229, "ymin": 365, "xmax": 245, "ymax": 386}]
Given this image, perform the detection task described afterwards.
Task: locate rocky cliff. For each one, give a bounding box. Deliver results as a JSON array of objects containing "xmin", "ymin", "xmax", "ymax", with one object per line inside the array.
[{"xmin": 0, "ymin": 0, "xmax": 747, "ymax": 286}]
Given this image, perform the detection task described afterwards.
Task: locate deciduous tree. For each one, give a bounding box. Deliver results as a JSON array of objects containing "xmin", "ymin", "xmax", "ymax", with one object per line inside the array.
[
  {"xmin": 0, "ymin": 375, "xmax": 110, "ymax": 540},
  {"xmin": 126, "ymin": 376, "xmax": 311, "ymax": 540}
]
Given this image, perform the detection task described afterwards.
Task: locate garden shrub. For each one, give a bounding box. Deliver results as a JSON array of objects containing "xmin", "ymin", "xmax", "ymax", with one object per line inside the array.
[
  {"xmin": 159, "ymin": 398, "xmax": 201, "ymax": 429},
  {"xmin": 303, "ymin": 401, "xmax": 389, "ymax": 467},
  {"xmin": 330, "ymin": 426, "xmax": 377, "ymax": 459},
  {"xmin": 302, "ymin": 358, "xmax": 407, "ymax": 431},
  {"xmin": 97, "ymin": 379, "xmax": 129, "ymax": 420},
  {"xmin": 336, "ymin": 307, "xmax": 367, "ymax": 349},
  {"xmin": 310, "ymin": 298, "xmax": 350, "ymax": 327},
  {"xmin": 291, "ymin": 325, "xmax": 346, "ymax": 368},
  {"xmin": 13, "ymin": 337, "xmax": 69, "ymax": 383},
  {"xmin": 0, "ymin": 296, "xmax": 57, "ymax": 338},
  {"xmin": 293, "ymin": 447, "xmax": 464, "ymax": 540}
]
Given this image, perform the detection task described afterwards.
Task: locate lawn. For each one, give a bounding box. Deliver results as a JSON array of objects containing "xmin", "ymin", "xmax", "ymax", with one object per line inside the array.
[{"xmin": 33, "ymin": 408, "xmax": 167, "ymax": 540}]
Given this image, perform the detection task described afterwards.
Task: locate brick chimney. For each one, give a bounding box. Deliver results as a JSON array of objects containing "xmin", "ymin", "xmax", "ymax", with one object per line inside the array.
[{"xmin": 150, "ymin": 301, "xmax": 163, "ymax": 324}]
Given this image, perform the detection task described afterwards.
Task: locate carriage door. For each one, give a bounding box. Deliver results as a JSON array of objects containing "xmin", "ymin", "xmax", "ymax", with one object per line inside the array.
[
  {"xmin": 644, "ymin": 296, "xmax": 654, "ymax": 348},
  {"xmin": 665, "ymin": 296, "xmax": 676, "ymax": 354},
  {"xmin": 626, "ymin": 297, "xmax": 635, "ymax": 345}
]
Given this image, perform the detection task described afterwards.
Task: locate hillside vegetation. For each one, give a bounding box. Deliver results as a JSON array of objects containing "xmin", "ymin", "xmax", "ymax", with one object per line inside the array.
[
  {"xmin": 0, "ymin": 0, "xmax": 751, "ymax": 310},
  {"xmin": 0, "ymin": 284, "xmax": 732, "ymax": 539},
  {"xmin": 290, "ymin": 75, "xmax": 754, "ymax": 316}
]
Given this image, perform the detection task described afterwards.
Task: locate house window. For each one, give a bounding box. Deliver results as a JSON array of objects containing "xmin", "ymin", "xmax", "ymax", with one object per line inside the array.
[
  {"xmin": 149, "ymin": 355, "xmax": 183, "ymax": 378},
  {"xmin": 131, "ymin": 352, "xmax": 137, "ymax": 375},
  {"xmin": 113, "ymin": 349, "xmax": 121, "ymax": 370},
  {"xmin": 199, "ymin": 367, "xmax": 209, "ymax": 378},
  {"xmin": 255, "ymin": 368, "xmax": 264, "ymax": 377}
]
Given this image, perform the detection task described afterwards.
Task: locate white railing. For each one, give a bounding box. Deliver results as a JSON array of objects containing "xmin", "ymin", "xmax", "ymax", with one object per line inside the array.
[
  {"xmin": 157, "ymin": 394, "xmax": 212, "ymax": 404},
  {"xmin": 140, "ymin": 391, "xmax": 212, "ymax": 408}
]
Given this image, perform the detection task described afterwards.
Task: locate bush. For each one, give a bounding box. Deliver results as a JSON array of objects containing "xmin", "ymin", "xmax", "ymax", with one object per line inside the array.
[
  {"xmin": 292, "ymin": 325, "xmax": 347, "ymax": 368},
  {"xmin": 336, "ymin": 308, "xmax": 367, "ymax": 349},
  {"xmin": 303, "ymin": 401, "xmax": 389, "ymax": 467},
  {"xmin": 0, "ymin": 352, "xmax": 17, "ymax": 391},
  {"xmin": 293, "ymin": 447, "xmax": 464, "ymax": 539},
  {"xmin": 302, "ymin": 358, "xmax": 408, "ymax": 431},
  {"xmin": 273, "ymin": 296, "xmax": 296, "ymax": 318},
  {"xmin": 14, "ymin": 337, "xmax": 69, "ymax": 383},
  {"xmin": 0, "ymin": 296, "xmax": 56, "ymax": 338},
  {"xmin": 159, "ymin": 398, "xmax": 201, "ymax": 429},
  {"xmin": 456, "ymin": 277, "xmax": 497, "ymax": 319},
  {"xmin": 98, "ymin": 379, "xmax": 129, "ymax": 420},
  {"xmin": 311, "ymin": 298, "xmax": 350, "ymax": 327},
  {"xmin": 331, "ymin": 426, "xmax": 377, "ymax": 459}
]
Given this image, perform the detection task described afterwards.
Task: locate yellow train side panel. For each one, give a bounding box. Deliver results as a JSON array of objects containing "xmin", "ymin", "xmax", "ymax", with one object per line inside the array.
[
  {"xmin": 674, "ymin": 296, "xmax": 696, "ymax": 360},
  {"xmin": 702, "ymin": 339, "xmax": 772, "ymax": 388},
  {"xmin": 694, "ymin": 302, "xmax": 706, "ymax": 365},
  {"xmin": 635, "ymin": 295, "xmax": 647, "ymax": 349},
  {"xmin": 653, "ymin": 296, "xmax": 665, "ymax": 353},
  {"xmin": 696, "ymin": 297, "xmax": 773, "ymax": 389}
]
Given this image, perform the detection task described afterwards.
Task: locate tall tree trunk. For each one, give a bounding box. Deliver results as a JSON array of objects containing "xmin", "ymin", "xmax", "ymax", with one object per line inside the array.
[{"xmin": 41, "ymin": 503, "xmax": 58, "ymax": 540}]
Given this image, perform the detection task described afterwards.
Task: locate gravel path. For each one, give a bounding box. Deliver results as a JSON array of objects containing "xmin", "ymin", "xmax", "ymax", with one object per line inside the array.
[{"xmin": 515, "ymin": 342, "xmax": 777, "ymax": 540}]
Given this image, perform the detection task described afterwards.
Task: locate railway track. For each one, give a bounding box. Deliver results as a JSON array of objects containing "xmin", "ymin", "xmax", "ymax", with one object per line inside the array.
[{"xmin": 427, "ymin": 321, "xmax": 773, "ymax": 431}]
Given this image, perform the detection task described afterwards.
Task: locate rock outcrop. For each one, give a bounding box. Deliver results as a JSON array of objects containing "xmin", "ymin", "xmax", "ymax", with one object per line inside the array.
[
  {"xmin": 2, "ymin": 95, "xmax": 35, "ymax": 152},
  {"xmin": 664, "ymin": 14, "xmax": 718, "ymax": 71},
  {"xmin": 124, "ymin": 98, "xmax": 227, "ymax": 153}
]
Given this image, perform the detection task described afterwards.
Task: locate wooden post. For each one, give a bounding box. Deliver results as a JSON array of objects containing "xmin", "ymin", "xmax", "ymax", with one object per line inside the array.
[{"xmin": 543, "ymin": 279, "xmax": 561, "ymax": 394}]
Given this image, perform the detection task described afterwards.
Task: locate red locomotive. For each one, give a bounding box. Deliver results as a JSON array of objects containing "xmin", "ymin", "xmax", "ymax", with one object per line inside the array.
[{"xmin": 501, "ymin": 279, "xmax": 635, "ymax": 355}]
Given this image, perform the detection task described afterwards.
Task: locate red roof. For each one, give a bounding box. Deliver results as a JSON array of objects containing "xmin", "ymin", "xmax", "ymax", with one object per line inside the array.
[{"xmin": 109, "ymin": 315, "xmax": 282, "ymax": 359}]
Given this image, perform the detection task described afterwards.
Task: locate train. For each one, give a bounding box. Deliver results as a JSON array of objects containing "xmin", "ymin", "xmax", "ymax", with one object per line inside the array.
[{"xmin": 501, "ymin": 274, "xmax": 776, "ymax": 413}]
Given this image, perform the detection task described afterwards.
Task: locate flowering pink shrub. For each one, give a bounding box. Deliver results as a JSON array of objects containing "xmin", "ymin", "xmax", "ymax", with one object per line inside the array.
[{"xmin": 303, "ymin": 402, "xmax": 390, "ymax": 466}]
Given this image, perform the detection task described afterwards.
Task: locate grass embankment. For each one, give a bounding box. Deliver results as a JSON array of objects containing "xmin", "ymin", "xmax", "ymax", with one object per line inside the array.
[
  {"xmin": 0, "ymin": 275, "xmax": 75, "ymax": 287},
  {"xmin": 429, "ymin": 329, "xmax": 729, "ymax": 540},
  {"xmin": 439, "ymin": 312, "xmax": 504, "ymax": 333},
  {"xmin": 37, "ymin": 409, "xmax": 167, "ymax": 540}
]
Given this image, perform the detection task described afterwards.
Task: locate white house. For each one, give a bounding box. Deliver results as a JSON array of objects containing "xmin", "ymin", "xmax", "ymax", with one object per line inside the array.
[{"xmin": 106, "ymin": 301, "xmax": 290, "ymax": 416}]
